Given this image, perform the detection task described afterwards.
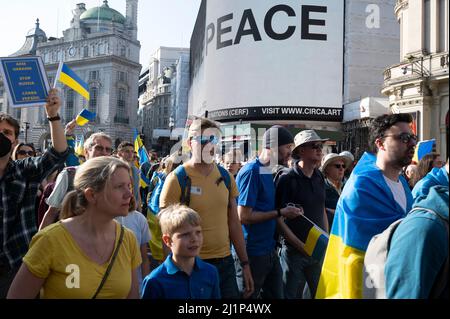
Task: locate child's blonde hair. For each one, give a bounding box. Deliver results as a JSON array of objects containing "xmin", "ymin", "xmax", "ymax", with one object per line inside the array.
[{"xmin": 157, "ymin": 204, "xmax": 202, "ymax": 236}]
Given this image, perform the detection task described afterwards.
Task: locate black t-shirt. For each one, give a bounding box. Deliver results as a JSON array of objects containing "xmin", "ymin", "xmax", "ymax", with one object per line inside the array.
[{"xmin": 275, "ymin": 162, "xmax": 327, "ymax": 244}]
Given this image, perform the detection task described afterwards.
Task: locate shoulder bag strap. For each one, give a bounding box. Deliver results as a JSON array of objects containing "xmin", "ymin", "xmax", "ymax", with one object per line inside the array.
[{"xmin": 92, "ymin": 224, "xmax": 125, "ymax": 299}]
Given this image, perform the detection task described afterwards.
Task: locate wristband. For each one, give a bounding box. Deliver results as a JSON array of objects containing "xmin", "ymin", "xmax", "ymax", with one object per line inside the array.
[
  {"xmin": 47, "ymin": 114, "xmax": 61, "ymax": 122},
  {"xmin": 277, "ymin": 208, "xmax": 282, "ymax": 218}
]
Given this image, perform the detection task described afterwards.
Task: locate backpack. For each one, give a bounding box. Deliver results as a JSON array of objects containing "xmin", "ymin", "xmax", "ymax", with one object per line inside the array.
[
  {"xmin": 147, "ymin": 172, "xmax": 166, "ymax": 214},
  {"xmin": 174, "ymin": 164, "xmax": 231, "ymax": 206},
  {"xmin": 363, "ymin": 207, "xmax": 449, "ymax": 299}
]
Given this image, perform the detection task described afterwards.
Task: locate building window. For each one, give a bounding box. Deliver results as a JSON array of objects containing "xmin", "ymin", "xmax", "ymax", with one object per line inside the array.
[
  {"xmin": 47, "ymin": 76, "xmax": 54, "ymax": 87},
  {"xmin": 38, "ymin": 107, "xmax": 46, "ymax": 124},
  {"xmin": 120, "ymin": 46, "xmax": 126, "ymax": 57},
  {"xmin": 115, "ymin": 88, "xmax": 128, "ymax": 124},
  {"xmin": 89, "ymin": 71, "xmax": 99, "ymax": 81},
  {"xmin": 164, "ymin": 118, "xmax": 168, "ymax": 126},
  {"xmin": 164, "ymin": 107, "xmax": 168, "ymax": 115},
  {"xmin": 83, "ymin": 46, "xmax": 89, "ymax": 58},
  {"xmin": 65, "ymin": 89, "xmax": 75, "ymax": 121},
  {"xmin": 118, "ymin": 71, "xmax": 127, "ymax": 82},
  {"xmin": 89, "ymin": 87, "xmax": 98, "ymax": 116},
  {"xmin": 14, "ymin": 109, "xmax": 21, "ymax": 121},
  {"xmin": 98, "ymin": 43, "xmax": 104, "ymax": 55}
]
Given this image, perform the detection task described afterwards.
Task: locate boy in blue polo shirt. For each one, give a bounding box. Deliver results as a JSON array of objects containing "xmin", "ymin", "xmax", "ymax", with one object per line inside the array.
[{"xmin": 141, "ymin": 204, "xmax": 221, "ymax": 299}]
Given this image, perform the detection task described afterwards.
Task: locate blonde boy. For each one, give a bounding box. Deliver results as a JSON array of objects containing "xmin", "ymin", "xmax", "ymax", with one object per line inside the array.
[{"xmin": 141, "ymin": 205, "xmax": 220, "ymax": 299}]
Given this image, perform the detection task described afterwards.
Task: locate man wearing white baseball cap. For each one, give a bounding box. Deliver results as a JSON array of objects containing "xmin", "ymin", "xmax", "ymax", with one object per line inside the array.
[{"xmin": 275, "ymin": 130, "xmax": 329, "ymax": 299}]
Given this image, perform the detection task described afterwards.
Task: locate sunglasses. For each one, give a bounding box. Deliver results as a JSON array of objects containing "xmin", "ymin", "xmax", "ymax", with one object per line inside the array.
[
  {"xmin": 191, "ymin": 135, "xmax": 219, "ymax": 145},
  {"xmin": 93, "ymin": 145, "xmax": 113, "ymax": 153},
  {"xmin": 383, "ymin": 132, "xmax": 418, "ymax": 144},
  {"xmin": 17, "ymin": 150, "xmax": 35, "ymax": 156},
  {"xmin": 333, "ymin": 164, "xmax": 346, "ymax": 169}
]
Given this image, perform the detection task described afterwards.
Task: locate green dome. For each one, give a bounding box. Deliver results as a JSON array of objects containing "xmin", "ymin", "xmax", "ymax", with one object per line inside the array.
[{"xmin": 80, "ymin": 1, "xmax": 126, "ymax": 24}]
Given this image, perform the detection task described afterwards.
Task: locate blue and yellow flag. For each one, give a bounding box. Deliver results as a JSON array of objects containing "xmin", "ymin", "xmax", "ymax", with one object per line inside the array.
[
  {"xmin": 55, "ymin": 62, "xmax": 90, "ymax": 100},
  {"xmin": 303, "ymin": 220, "xmax": 329, "ymax": 262},
  {"xmin": 133, "ymin": 129, "xmax": 151, "ymax": 188},
  {"xmin": 412, "ymin": 139, "xmax": 435, "ymax": 163},
  {"xmin": 315, "ymin": 152, "xmax": 413, "ymax": 299},
  {"xmin": 75, "ymin": 135, "xmax": 85, "ymax": 156},
  {"xmin": 76, "ymin": 109, "xmax": 96, "ymax": 127}
]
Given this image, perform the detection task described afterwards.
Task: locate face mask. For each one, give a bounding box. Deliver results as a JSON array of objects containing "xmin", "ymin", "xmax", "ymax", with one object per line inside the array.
[{"xmin": 0, "ymin": 132, "xmax": 13, "ymax": 158}]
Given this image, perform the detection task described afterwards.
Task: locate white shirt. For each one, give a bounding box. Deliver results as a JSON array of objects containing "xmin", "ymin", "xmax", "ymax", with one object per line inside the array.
[
  {"xmin": 383, "ymin": 175, "xmax": 407, "ymax": 213},
  {"xmin": 46, "ymin": 167, "xmax": 78, "ymax": 209},
  {"xmin": 116, "ymin": 211, "xmax": 151, "ymax": 293}
]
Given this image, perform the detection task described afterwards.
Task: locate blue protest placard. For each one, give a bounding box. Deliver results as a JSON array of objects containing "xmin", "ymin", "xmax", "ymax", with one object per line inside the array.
[{"xmin": 0, "ymin": 56, "xmax": 50, "ymax": 108}]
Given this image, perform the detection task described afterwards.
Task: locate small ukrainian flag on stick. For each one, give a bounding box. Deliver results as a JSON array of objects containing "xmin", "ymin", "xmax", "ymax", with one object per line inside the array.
[
  {"xmin": 76, "ymin": 109, "xmax": 96, "ymax": 127},
  {"xmin": 54, "ymin": 62, "xmax": 90, "ymax": 100}
]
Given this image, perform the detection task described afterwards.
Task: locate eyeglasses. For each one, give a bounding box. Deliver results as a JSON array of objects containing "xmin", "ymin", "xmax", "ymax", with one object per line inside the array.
[
  {"xmin": 383, "ymin": 132, "xmax": 418, "ymax": 144},
  {"xmin": 93, "ymin": 145, "xmax": 113, "ymax": 154},
  {"xmin": 17, "ymin": 150, "xmax": 35, "ymax": 156},
  {"xmin": 304, "ymin": 143, "xmax": 323, "ymax": 150},
  {"xmin": 191, "ymin": 135, "xmax": 219, "ymax": 145},
  {"xmin": 333, "ymin": 164, "xmax": 346, "ymax": 169}
]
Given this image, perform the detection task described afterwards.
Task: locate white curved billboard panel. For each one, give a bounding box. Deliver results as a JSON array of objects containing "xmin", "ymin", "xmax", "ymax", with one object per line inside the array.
[{"xmin": 190, "ymin": 0, "xmax": 344, "ymax": 122}]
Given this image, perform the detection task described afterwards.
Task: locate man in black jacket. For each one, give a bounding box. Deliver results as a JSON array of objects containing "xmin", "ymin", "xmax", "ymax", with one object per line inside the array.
[{"xmin": 275, "ymin": 130, "xmax": 328, "ymax": 299}]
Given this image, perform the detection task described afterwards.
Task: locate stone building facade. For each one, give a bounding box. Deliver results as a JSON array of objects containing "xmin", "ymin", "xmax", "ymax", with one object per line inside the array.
[
  {"xmin": 1, "ymin": 0, "xmax": 141, "ymax": 150},
  {"xmin": 382, "ymin": 0, "xmax": 449, "ymax": 157}
]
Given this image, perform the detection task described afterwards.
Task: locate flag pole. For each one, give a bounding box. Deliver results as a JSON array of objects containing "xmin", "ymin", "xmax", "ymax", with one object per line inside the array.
[{"xmin": 54, "ymin": 61, "xmax": 63, "ymax": 88}]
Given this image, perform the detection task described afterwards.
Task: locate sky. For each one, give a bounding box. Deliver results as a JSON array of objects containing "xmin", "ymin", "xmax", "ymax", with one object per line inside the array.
[{"xmin": 0, "ymin": 0, "xmax": 201, "ymax": 66}]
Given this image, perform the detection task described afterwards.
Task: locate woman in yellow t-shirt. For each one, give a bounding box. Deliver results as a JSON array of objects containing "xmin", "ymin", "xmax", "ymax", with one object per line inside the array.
[{"xmin": 7, "ymin": 157, "xmax": 142, "ymax": 299}]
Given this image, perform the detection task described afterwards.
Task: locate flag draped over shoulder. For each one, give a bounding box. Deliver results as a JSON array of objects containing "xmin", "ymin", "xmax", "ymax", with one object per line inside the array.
[
  {"xmin": 76, "ymin": 109, "xmax": 96, "ymax": 127},
  {"xmin": 412, "ymin": 139, "xmax": 435, "ymax": 163},
  {"xmin": 55, "ymin": 62, "xmax": 90, "ymax": 100},
  {"xmin": 315, "ymin": 152, "xmax": 413, "ymax": 299},
  {"xmin": 133, "ymin": 129, "xmax": 151, "ymax": 188}
]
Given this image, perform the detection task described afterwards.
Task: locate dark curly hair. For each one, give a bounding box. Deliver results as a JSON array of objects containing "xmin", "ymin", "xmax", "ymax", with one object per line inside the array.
[{"xmin": 369, "ymin": 113, "xmax": 413, "ymax": 153}]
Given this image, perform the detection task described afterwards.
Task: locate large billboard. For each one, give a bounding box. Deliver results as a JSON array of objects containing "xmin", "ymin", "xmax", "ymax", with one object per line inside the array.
[{"xmin": 189, "ymin": 0, "xmax": 344, "ymax": 122}]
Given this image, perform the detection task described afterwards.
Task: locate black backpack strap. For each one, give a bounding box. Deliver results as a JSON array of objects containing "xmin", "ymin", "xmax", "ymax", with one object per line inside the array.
[{"xmin": 174, "ymin": 165, "xmax": 191, "ymax": 206}]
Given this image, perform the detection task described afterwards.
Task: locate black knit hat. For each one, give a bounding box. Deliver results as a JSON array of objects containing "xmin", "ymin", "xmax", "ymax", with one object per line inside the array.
[{"xmin": 262, "ymin": 125, "xmax": 294, "ymax": 149}]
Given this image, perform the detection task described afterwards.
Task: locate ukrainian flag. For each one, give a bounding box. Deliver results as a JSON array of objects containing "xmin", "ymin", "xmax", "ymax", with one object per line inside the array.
[
  {"xmin": 56, "ymin": 62, "xmax": 90, "ymax": 100},
  {"xmin": 315, "ymin": 152, "xmax": 413, "ymax": 299},
  {"xmin": 76, "ymin": 109, "xmax": 96, "ymax": 127},
  {"xmin": 293, "ymin": 214, "xmax": 329, "ymax": 261},
  {"xmin": 412, "ymin": 139, "xmax": 435, "ymax": 163},
  {"xmin": 133, "ymin": 129, "xmax": 151, "ymax": 188},
  {"xmin": 75, "ymin": 135, "xmax": 85, "ymax": 156}
]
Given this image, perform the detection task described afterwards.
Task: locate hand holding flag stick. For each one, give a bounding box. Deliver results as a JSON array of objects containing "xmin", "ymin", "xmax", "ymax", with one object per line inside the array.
[{"xmin": 65, "ymin": 119, "xmax": 77, "ymax": 136}]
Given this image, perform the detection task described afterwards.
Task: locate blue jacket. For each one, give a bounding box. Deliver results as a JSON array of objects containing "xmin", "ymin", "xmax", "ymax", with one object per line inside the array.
[
  {"xmin": 412, "ymin": 166, "xmax": 448, "ymax": 200},
  {"xmin": 385, "ymin": 185, "xmax": 449, "ymax": 299}
]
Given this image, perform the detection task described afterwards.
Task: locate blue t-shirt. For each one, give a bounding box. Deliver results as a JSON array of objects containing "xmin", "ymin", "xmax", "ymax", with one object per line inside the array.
[
  {"xmin": 141, "ymin": 254, "xmax": 221, "ymax": 299},
  {"xmin": 236, "ymin": 158, "xmax": 276, "ymax": 256}
]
